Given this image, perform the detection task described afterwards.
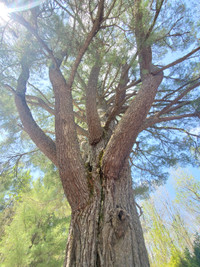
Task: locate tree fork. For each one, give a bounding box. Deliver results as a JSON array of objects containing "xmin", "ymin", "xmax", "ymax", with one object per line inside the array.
[{"xmin": 64, "ymin": 145, "xmax": 149, "ymax": 267}]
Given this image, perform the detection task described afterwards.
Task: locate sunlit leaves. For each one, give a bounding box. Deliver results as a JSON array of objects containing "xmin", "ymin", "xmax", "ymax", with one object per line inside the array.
[
  {"xmin": 141, "ymin": 170, "xmax": 200, "ymax": 266},
  {"xmin": 0, "ymin": 168, "xmax": 70, "ymax": 266}
]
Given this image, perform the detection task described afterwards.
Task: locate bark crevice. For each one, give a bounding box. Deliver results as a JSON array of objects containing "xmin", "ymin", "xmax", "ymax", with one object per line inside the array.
[{"xmin": 64, "ymin": 160, "xmax": 149, "ymax": 267}]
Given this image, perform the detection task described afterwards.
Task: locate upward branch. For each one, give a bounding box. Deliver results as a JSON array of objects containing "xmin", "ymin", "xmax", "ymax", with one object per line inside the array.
[
  {"xmin": 102, "ymin": 0, "xmax": 164, "ymax": 179},
  {"xmin": 67, "ymin": 0, "xmax": 105, "ymax": 88},
  {"xmin": 103, "ymin": 71, "xmax": 163, "ymax": 179},
  {"xmin": 86, "ymin": 60, "xmax": 103, "ymax": 145},
  {"xmin": 49, "ymin": 65, "xmax": 89, "ymax": 210},
  {"xmin": 134, "ymin": 0, "xmax": 153, "ymax": 76},
  {"xmin": 14, "ymin": 58, "xmax": 57, "ymax": 166}
]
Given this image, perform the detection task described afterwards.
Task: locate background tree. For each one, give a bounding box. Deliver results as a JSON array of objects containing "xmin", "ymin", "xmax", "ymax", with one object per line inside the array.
[
  {"xmin": 177, "ymin": 233, "xmax": 200, "ymax": 267},
  {"xmin": 0, "ymin": 164, "xmax": 70, "ymax": 267},
  {"xmin": 141, "ymin": 197, "xmax": 191, "ymax": 267},
  {"xmin": 141, "ymin": 170, "xmax": 200, "ymax": 267},
  {"xmin": 0, "ymin": 0, "xmax": 199, "ymax": 266},
  {"xmin": 174, "ymin": 169, "xmax": 200, "ymax": 227}
]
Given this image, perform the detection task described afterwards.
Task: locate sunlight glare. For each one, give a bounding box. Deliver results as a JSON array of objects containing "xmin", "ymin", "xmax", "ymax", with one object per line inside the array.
[
  {"xmin": 8, "ymin": 0, "xmax": 46, "ymax": 13},
  {"xmin": 0, "ymin": 0, "xmax": 46, "ymax": 24},
  {"xmin": 0, "ymin": 3, "xmax": 10, "ymax": 22}
]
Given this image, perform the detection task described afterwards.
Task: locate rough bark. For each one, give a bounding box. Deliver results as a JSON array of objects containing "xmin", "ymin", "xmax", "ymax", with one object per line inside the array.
[
  {"xmin": 49, "ymin": 65, "xmax": 89, "ymax": 210},
  {"xmin": 15, "ymin": 59, "xmax": 57, "ymax": 166},
  {"xmin": 102, "ymin": 71, "xmax": 163, "ymax": 180},
  {"xmin": 64, "ymin": 144, "xmax": 149, "ymax": 267},
  {"xmin": 86, "ymin": 62, "xmax": 103, "ymax": 145}
]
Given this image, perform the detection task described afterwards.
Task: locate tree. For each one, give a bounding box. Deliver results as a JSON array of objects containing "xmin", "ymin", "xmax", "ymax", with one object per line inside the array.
[
  {"xmin": 0, "ymin": 0, "xmax": 199, "ymax": 266},
  {"xmin": 174, "ymin": 169, "xmax": 200, "ymax": 226},
  {"xmin": 141, "ymin": 170, "xmax": 200, "ymax": 266},
  {"xmin": 141, "ymin": 189, "xmax": 194, "ymax": 266},
  {"xmin": 174, "ymin": 233, "xmax": 200, "ymax": 267},
  {"xmin": 0, "ymin": 165, "xmax": 70, "ymax": 266},
  {"xmin": 141, "ymin": 198, "xmax": 179, "ymax": 267}
]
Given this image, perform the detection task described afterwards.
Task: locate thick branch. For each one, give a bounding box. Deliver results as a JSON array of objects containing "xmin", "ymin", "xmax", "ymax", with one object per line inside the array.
[
  {"xmin": 67, "ymin": 0, "xmax": 104, "ymax": 88},
  {"xmin": 86, "ymin": 62, "xmax": 103, "ymax": 144},
  {"xmin": 103, "ymin": 72, "xmax": 163, "ymax": 179},
  {"xmin": 49, "ymin": 66, "xmax": 89, "ymax": 210},
  {"xmin": 134, "ymin": 0, "xmax": 152, "ymax": 75},
  {"xmin": 15, "ymin": 60, "xmax": 57, "ymax": 166},
  {"xmin": 115, "ymin": 64, "xmax": 129, "ymax": 106}
]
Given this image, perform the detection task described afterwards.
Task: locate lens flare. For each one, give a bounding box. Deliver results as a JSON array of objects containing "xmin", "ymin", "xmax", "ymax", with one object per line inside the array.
[
  {"xmin": 8, "ymin": 0, "xmax": 46, "ymax": 13},
  {"xmin": 0, "ymin": 3, "xmax": 10, "ymax": 22},
  {"xmin": 0, "ymin": 0, "xmax": 46, "ymax": 22}
]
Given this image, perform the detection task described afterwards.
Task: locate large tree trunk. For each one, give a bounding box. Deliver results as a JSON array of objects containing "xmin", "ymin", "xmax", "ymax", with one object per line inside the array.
[{"xmin": 64, "ymin": 145, "xmax": 149, "ymax": 267}]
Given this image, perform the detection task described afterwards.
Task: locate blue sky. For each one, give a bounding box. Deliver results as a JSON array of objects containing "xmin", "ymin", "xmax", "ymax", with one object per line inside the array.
[{"xmin": 164, "ymin": 166, "xmax": 200, "ymax": 200}]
